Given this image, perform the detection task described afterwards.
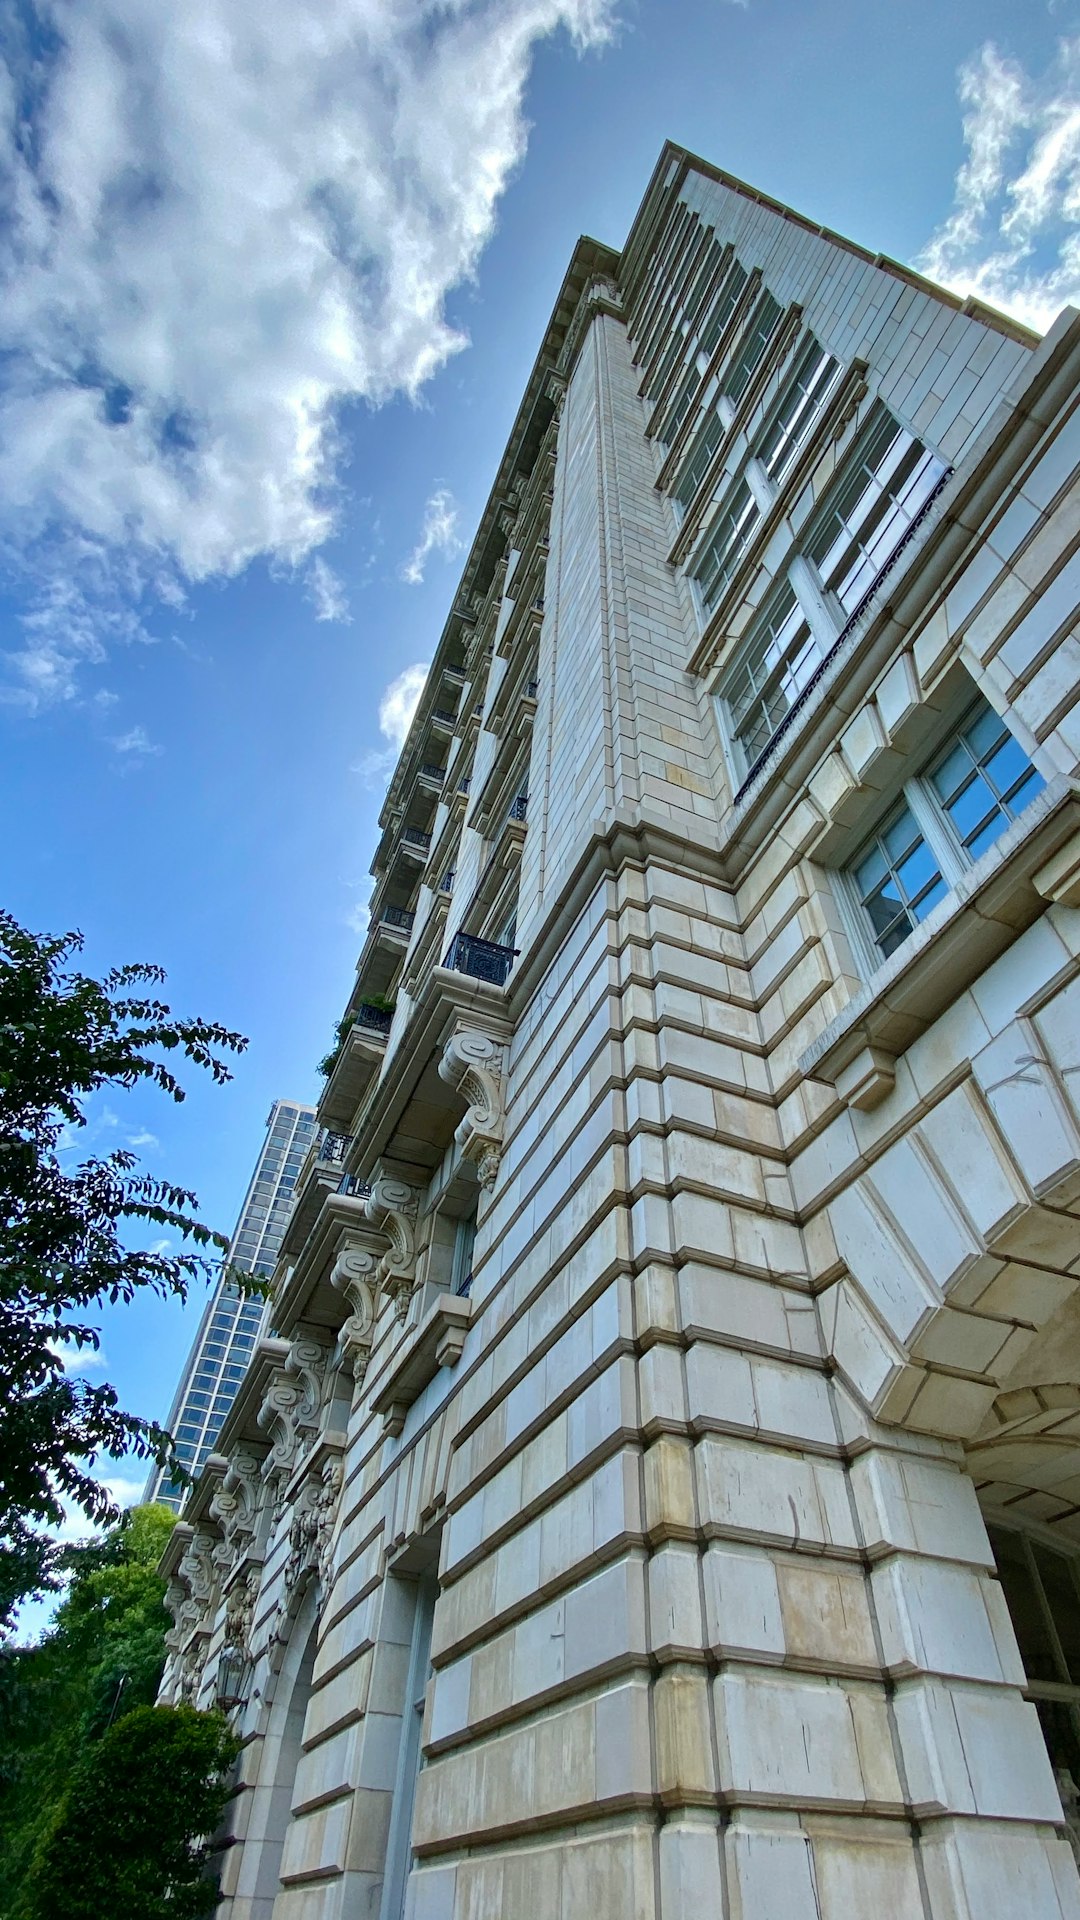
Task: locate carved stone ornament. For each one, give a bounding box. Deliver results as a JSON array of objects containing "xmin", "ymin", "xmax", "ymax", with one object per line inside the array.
[
  {"xmin": 330, "ymin": 1232, "xmax": 381, "ymax": 1383},
  {"xmin": 438, "ymin": 1024, "xmax": 507, "ymax": 1191},
  {"xmin": 164, "ymin": 1528, "xmax": 219, "ymax": 1702},
  {"xmin": 209, "ymin": 1449, "xmax": 263, "ymax": 1572},
  {"xmin": 224, "ymin": 1565, "xmax": 260, "ymax": 1654},
  {"xmin": 258, "ymin": 1335, "xmax": 330, "ymax": 1509},
  {"xmin": 364, "ymin": 1173, "xmax": 421, "ymax": 1323},
  {"xmin": 269, "ymin": 1456, "xmax": 344, "ymax": 1662}
]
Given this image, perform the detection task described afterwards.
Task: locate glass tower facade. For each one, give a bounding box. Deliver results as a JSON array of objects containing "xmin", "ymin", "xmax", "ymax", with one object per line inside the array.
[{"xmin": 146, "ymin": 1099, "xmax": 317, "ymax": 1508}]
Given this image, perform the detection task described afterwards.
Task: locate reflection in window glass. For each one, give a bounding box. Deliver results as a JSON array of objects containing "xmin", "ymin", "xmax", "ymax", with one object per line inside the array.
[
  {"xmin": 693, "ymin": 479, "xmax": 760, "ymax": 615},
  {"xmin": 930, "ymin": 701, "xmax": 1045, "ymax": 860},
  {"xmin": 851, "ymin": 805, "xmax": 948, "ymax": 959},
  {"xmin": 756, "ymin": 338, "xmax": 840, "ymax": 487},
  {"xmin": 721, "ymin": 291, "xmax": 781, "ymax": 405},
  {"xmin": 720, "ymin": 584, "xmax": 820, "ymax": 768},
  {"xmin": 809, "ymin": 405, "xmax": 946, "ymax": 613}
]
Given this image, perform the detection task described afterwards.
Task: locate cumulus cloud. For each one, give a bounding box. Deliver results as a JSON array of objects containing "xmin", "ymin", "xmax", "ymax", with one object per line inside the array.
[
  {"xmin": 921, "ymin": 37, "xmax": 1080, "ymax": 333},
  {"xmin": 400, "ymin": 486, "xmax": 463, "ymax": 585},
  {"xmin": 111, "ymin": 724, "xmax": 161, "ymax": 758},
  {"xmin": 0, "ymin": 0, "xmax": 617, "ymax": 708},
  {"xmin": 307, "ymin": 556, "xmax": 351, "ymax": 624},
  {"xmin": 353, "ymin": 659, "xmax": 430, "ymax": 787}
]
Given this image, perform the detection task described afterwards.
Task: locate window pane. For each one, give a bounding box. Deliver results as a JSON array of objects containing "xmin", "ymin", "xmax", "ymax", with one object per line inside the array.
[
  {"xmin": 929, "ymin": 699, "xmax": 1045, "ymax": 859},
  {"xmin": 756, "ymin": 339, "xmax": 841, "ymax": 486},
  {"xmin": 809, "ymin": 405, "xmax": 946, "ymax": 614},
  {"xmin": 720, "ymin": 583, "xmax": 821, "ymax": 768},
  {"xmin": 850, "ymin": 804, "xmax": 944, "ymax": 961},
  {"xmin": 989, "ymin": 1527, "xmax": 1060, "ymax": 1685}
]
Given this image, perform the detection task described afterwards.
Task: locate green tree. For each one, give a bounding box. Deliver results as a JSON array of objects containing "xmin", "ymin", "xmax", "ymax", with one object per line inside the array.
[
  {"xmin": 0, "ymin": 1504, "xmax": 179, "ymax": 1910},
  {"xmin": 0, "ymin": 910, "xmax": 246, "ymax": 1622},
  {"xmin": 25, "ymin": 1703, "xmax": 238, "ymax": 1920}
]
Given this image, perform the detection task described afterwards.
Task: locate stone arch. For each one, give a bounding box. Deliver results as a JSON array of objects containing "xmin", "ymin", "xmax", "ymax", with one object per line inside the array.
[
  {"xmin": 234, "ymin": 1584, "xmax": 319, "ymax": 1920},
  {"xmin": 818, "ymin": 1026, "xmax": 1080, "ymax": 1443}
]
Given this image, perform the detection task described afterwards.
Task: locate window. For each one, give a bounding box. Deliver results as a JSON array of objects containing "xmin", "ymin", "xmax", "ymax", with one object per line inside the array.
[
  {"xmin": 851, "ymin": 805, "xmax": 948, "ymax": 959},
  {"xmin": 693, "ymin": 478, "xmax": 760, "ymax": 616},
  {"xmin": 928, "ymin": 700, "xmax": 1046, "ymax": 862},
  {"xmin": 699, "ymin": 260, "xmax": 748, "ymax": 357},
  {"xmin": 378, "ymin": 1575, "xmax": 437, "ymax": 1920},
  {"xmin": 673, "ymin": 407, "xmax": 724, "ymax": 513},
  {"xmin": 845, "ymin": 697, "xmax": 1045, "ymax": 965},
  {"xmin": 808, "ymin": 404, "xmax": 946, "ymax": 614},
  {"xmin": 721, "ymin": 290, "xmax": 781, "ymax": 405},
  {"xmin": 718, "ymin": 583, "xmax": 820, "ymax": 769},
  {"xmin": 450, "ymin": 1211, "xmax": 477, "ymax": 1299},
  {"xmin": 756, "ymin": 338, "xmax": 841, "ymax": 487},
  {"xmin": 657, "ymin": 366, "xmax": 700, "ymax": 448}
]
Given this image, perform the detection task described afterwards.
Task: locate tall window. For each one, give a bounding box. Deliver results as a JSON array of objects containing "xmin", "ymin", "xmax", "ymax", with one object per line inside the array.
[
  {"xmin": 989, "ymin": 1525, "xmax": 1080, "ymax": 1793},
  {"xmin": 379, "ymin": 1577, "xmax": 437, "ymax": 1920},
  {"xmin": 692, "ymin": 478, "xmax": 760, "ymax": 617},
  {"xmin": 756, "ymin": 338, "xmax": 841, "ymax": 487},
  {"xmin": 719, "ymin": 583, "xmax": 819, "ymax": 768},
  {"xmin": 450, "ymin": 1210, "xmax": 477, "ymax": 1298},
  {"xmin": 845, "ymin": 696, "xmax": 1045, "ymax": 965},
  {"xmin": 698, "ymin": 259, "xmax": 749, "ymax": 357},
  {"xmin": 808, "ymin": 404, "xmax": 946, "ymax": 614},
  {"xmin": 673, "ymin": 408, "xmax": 724, "ymax": 513},
  {"xmin": 721, "ymin": 291, "xmax": 782, "ymax": 405}
]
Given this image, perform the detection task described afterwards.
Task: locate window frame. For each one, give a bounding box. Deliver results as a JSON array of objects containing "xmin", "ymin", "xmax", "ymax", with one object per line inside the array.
[{"xmin": 837, "ymin": 696, "xmax": 1046, "ymax": 977}]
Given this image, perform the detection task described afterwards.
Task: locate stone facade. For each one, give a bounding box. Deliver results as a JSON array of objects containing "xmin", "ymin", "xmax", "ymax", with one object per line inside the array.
[{"xmin": 161, "ymin": 143, "xmax": 1080, "ymax": 1919}]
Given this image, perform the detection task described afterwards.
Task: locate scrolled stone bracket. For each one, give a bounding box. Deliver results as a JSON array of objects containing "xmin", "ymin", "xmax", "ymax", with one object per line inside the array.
[
  {"xmin": 329, "ymin": 1230, "xmax": 383, "ymax": 1383},
  {"xmin": 365, "ymin": 1172, "xmax": 422, "ymax": 1323},
  {"xmin": 438, "ymin": 1023, "xmax": 508, "ymax": 1192}
]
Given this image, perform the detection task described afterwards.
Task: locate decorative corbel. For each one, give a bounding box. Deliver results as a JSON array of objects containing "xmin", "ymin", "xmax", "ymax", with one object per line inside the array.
[
  {"xmin": 329, "ymin": 1231, "xmax": 382, "ymax": 1384},
  {"xmin": 209, "ymin": 1448, "xmax": 263, "ymax": 1574},
  {"xmin": 364, "ymin": 1172, "xmax": 422, "ymax": 1322},
  {"xmin": 257, "ymin": 1334, "xmax": 330, "ymax": 1508},
  {"xmin": 438, "ymin": 1024, "xmax": 507, "ymax": 1192}
]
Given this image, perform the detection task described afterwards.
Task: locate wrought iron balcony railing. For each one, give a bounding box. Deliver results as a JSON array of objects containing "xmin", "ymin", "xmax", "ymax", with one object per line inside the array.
[
  {"xmin": 443, "ymin": 931, "xmax": 518, "ymax": 987},
  {"xmin": 508, "ymin": 794, "xmax": 528, "ymax": 823},
  {"xmin": 420, "ymin": 762, "xmax": 447, "ymax": 783},
  {"xmin": 432, "ymin": 708, "xmax": 457, "ymax": 727},
  {"xmin": 457, "ymin": 775, "xmax": 471, "ymax": 795},
  {"xmin": 439, "ymin": 871, "xmax": 455, "ymax": 895},
  {"xmin": 354, "ymin": 1002, "xmax": 394, "ymax": 1036},
  {"xmin": 340, "ymin": 1175, "xmax": 372, "ymax": 1200},
  {"xmin": 319, "ymin": 1130, "xmax": 351, "ymax": 1166},
  {"xmin": 401, "ymin": 827, "xmax": 432, "ymax": 851},
  {"xmin": 381, "ymin": 905, "xmax": 415, "ymax": 933},
  {"xmin": 525, "ymin": 680, "xmax": 539, "ymax": 699}
]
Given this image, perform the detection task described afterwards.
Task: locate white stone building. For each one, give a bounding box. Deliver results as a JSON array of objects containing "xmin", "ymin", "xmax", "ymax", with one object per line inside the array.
[{"xmin": 160, "ymin": 142, "xmax": 1080, "ymax": 1920}]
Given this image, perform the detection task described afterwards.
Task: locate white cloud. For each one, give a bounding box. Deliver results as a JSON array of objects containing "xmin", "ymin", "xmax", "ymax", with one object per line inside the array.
[
  {"xmin": 921, "ymin": 37, "xmax": 1080, "ymax": 333},
  {"xmin": 400, "ymin": 486, "xmax": 464, "ymax": 585},
  {"xmin": 307, "ymin": 555, "xmax": 351, "ymax": 624},
  {"xmin": 0, "ymin": 0, "xmax": 617, "ymax": 709},
  {"xmin": 126, "ymin": 1128, "xmax": 159, "ymax": 1149},
  {"xmin": 111, "ymin": 724, "xmax": 161, "ymax": 757},
  {"xmin": 379, "ymin": 661, "xmax": 430, "ymax": 747},
  {"xmin": 353, "ymin": 658, "xmax": 430, "ymax": 787}
]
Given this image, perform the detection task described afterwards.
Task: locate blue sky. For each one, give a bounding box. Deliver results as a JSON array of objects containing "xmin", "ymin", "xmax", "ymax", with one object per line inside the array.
[{"xmin": 1, "ymin": 0, "xmax": 1077, "ymax": 1520}]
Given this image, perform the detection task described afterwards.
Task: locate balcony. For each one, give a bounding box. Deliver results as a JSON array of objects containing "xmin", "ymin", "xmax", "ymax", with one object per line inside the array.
[
  {"xmin": 508, "ymin": 793, "xmax": 528, "ymax": 822},
  {"xmin": 418, "ymin": 762, "xmax": 447, "ymax": 794},
  {"xmin": 399, "ymin": 826, "xmax": 432, "ymax": 861},
  {"xmin": 377, "ymin": 904, "xmax": 415, "ymax": 940},
  {"xmin": 443, "ymin": 931, "xmax": 518, "ymax": 988},
  {"xmin": 430, "ymin": 707, "xmax": 458, "ymax": 737},
  {"xmin": 317, "ymin": 1006, "xmax": 393, "ymax": 1131}
]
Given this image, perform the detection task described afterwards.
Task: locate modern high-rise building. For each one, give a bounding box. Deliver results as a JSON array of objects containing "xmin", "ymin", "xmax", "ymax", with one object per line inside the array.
[
  {"xmin": 148, "ymin": 1100, "xmax": 317, "ymax": 1508},
  {"xmin": 161, "ymin": 145, "xmax": 1080, "ymax": 1920}
]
